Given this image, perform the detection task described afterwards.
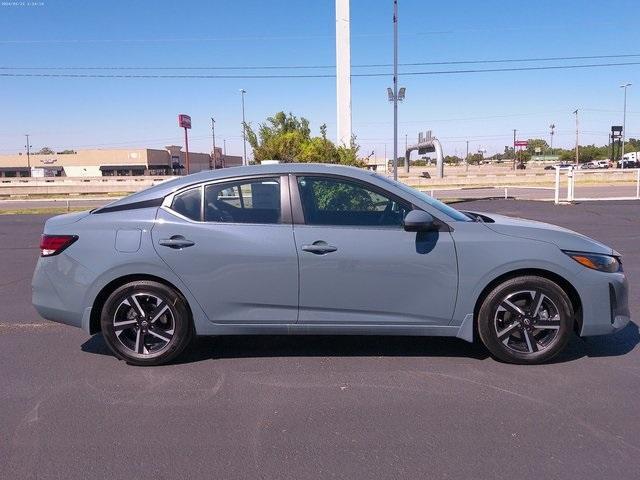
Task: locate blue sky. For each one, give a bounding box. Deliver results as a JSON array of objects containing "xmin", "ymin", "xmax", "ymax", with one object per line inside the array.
[{"xmin": 1, "ymin": 0, "xmax": 639, "ymax": 159}]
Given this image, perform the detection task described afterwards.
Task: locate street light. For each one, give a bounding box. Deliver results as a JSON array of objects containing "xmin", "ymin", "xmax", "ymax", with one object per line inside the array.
[
  {"xmin": 240, "ymin": 88, "xmax": 247, "ymax": 166},
  {"xmin": 620, "ymin": 83, "xmax": 632, "ymax": 168},
  {"xmin": 389, "ymin": 0, "xmax": 400, "ymax": 180}
]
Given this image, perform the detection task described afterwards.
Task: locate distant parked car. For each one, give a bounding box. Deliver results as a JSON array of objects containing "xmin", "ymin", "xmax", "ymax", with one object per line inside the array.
[
  {"xmin": 618, "ymin": 159, "xmax": 639, "ymax": 169},
  {"xmin": 32, "ymin": 164, "xmax": 630, "ymax": 365},
  {"xmin": 544, "ymin": 163, "xmax": 573, "ymax": 170},
  {"xmin": 595, "ymin": 160, "xmax": 610, "ymax": 169},
  {"xmin": 579, "ymin": 162, "xmax": 597, "ymax": 169}
]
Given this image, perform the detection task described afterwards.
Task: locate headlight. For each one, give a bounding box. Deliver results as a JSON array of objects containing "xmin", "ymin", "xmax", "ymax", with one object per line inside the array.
[{"xmin": 564, "ymin": 251, "xmax": 621, "ymax": 273}]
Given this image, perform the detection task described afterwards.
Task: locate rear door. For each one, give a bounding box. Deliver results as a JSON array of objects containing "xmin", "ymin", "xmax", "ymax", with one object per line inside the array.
[
  {"xmin": 291, "ymin": 174, "xmax": 458, "ymax": 326},
  {"xmin": 152, "ymin": 175, "xmax": 299, "ymax": 323}
]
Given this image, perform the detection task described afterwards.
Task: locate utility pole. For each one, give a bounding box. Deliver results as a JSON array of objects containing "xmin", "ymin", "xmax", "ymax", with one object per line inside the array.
[
  {"xmin": 24, "ymin": 134, "xmax": 32, "ymax": 175},
  {"xmin": 573, "ymin": 109, "xmax": 579, "ymax": 165},
  {"xmin": 240, "ymin": 88, "xmax": 247, "ymax": 166},
  {"xmin": 465, "ymin": 140, "xmax": 469, "ymax": 172},
  {"xmin": 392, "ymin": 0, "xmax": 399, "ymax": 180},
  {"xmin": 620, "ymin": 83, "xmax": 632, "ymax": 168},
  {"xmin": 211, "ymin": 117, "xmax": 216, "ymax": 170},
  {"xmin": 512, "ymin": 129, "xmax": 517, "ymax": 170},
  {"xmin": 549, "ymin": 123, "xmax": 555, "ymax": 158}
]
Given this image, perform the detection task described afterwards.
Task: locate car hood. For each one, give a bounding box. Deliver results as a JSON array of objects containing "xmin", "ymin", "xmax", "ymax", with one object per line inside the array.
[{"xmin": 465, "ymin": 211, "xmax": 615, "ymax": 255}]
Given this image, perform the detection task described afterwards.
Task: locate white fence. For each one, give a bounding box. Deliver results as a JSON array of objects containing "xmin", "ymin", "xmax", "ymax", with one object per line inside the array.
[{"xmin": 554, "ymin": 167, "xmax": 640, "ymax": 204}]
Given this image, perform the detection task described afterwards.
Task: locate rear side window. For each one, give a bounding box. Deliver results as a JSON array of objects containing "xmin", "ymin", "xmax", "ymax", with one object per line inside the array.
[
  {"xmin": 171, "ymin": 187, "xmax": 202, "ymax": 221},
  {"xmin": 204, "ymin": 178, "xmax": 281, "ymax": 224}
]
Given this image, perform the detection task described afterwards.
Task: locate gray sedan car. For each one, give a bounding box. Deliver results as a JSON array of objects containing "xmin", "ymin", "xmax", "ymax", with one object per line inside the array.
[{"xmin": 32, "ymin": 164, "xmax": 630, "ymax": 365}]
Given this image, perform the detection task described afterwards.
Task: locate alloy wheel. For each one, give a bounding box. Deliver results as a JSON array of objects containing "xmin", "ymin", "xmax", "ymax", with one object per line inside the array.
[
  {"xmin": 493, "ymin": 290, "xmax": 561, "ymax": 355},
  {"xmin": 112, "ymin": 293, "xmax": 175, "ymax": 356}
]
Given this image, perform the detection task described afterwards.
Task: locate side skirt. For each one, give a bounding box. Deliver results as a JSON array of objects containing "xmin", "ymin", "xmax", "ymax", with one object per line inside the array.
[{"xmin": 193, "ymin": 322, "xmax": 471, "ymax": 341}]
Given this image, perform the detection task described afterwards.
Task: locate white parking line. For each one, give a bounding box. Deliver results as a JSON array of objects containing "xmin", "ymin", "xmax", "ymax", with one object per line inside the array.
[{"xmin": 0, "ymin": 322, "xmax": 62, "ymax": 330}]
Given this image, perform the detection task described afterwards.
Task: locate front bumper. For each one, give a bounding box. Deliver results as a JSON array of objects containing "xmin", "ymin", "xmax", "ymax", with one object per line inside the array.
[{"xmin": 578, "ymin": 270, "xmax": 631, "ymax": 336}]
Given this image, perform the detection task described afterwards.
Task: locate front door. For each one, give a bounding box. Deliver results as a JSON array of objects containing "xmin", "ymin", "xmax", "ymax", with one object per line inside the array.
[
  {"xmin": 292, "ymin": 175, "xmax": 458, "ymax": 325},
  {"xmin": 152, "ymin": 175, "xmax": 299, "ymax": 323}
]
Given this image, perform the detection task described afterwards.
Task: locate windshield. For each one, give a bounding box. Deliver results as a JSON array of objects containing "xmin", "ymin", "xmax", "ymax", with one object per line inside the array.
[{"xmin": 374, "ymin": 174, "xmax": 472, "ymax": 222}]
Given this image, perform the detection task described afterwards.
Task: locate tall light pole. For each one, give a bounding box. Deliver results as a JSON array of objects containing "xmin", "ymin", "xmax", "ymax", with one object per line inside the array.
[
  {"xmin": 549, "ymin": 123, "xmax": 555, "ymax": 158},
  {"xmin": 392, "ymin": 0, "xmax": 399, "ymax": 180},
  {"xmin": 573, "ymin": 109, "xmax": 579, "ymax": 165},
  {"xmin": 240, "ymin": 88, "xmax": 247, "ymax": 166},
  {"xmin": 620, "ymin": 83, "xmax": 632, "ymax": 168},
  {"xmin": 24, "ymin": 134, "xmax": 32, "ymax": 175}
]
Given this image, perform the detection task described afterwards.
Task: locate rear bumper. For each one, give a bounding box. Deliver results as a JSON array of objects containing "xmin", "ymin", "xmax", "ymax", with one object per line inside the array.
[
  {"xmin": 578, "ymin": 271, "xmax": 631, "ymax": 336},
  {"xmin": 31, "ymin": 255, "xmax": 89, "ymax": 331}
]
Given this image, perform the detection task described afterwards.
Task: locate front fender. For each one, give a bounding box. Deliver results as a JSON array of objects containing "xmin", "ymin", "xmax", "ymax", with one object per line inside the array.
[{"xmin": 450, "ymin": 223, "xmax": 583, "ymax": 328}]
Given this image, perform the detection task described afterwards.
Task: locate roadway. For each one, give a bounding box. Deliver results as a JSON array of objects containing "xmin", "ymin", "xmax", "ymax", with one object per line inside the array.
[{"xmin": 1, "ymin": 200, "xmax": 639, "ymax": 479}]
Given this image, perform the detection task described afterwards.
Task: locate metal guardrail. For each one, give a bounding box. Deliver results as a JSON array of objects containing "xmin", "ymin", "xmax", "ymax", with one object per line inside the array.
[
  {"xmin": 0, "ymin": 176, "xmax": 175, "ymax": 196},
  {"xmin": 0, "ymin": 176, "xmax": 174, "ymax": 185}
]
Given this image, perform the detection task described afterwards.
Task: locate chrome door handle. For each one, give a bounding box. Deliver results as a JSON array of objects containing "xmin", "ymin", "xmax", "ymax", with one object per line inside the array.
[
  {"xmin": 302, "ymin": 241, "xmax": 337, "ymax": 255},
  {"xmin": 159, "ymin": 235, "xmax": 195, "ymax": 249}
]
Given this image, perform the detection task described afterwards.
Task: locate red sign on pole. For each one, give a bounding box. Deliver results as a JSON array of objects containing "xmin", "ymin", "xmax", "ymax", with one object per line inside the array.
[
  {"xmin": 178, "ymin": 114, "xmax": 192, "ymax": 129},
  {"xmin": 514, "ymin": 140, "xmax": 528, "ymax": 147}
]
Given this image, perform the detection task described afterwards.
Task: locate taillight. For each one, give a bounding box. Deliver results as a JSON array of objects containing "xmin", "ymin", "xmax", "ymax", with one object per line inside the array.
[{"xmin": 40, "ymin": 234, "xmax": 78, "ymax": 257}]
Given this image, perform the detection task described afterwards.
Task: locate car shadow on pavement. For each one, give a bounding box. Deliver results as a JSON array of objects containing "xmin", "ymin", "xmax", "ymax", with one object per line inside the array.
[
  {"xmin": 552, "ymin": 321, "xmax": 640, "ymax": 363},
  {"xmin": 80, "ymin": 321, "xmax": 639, "ymax": 365}
]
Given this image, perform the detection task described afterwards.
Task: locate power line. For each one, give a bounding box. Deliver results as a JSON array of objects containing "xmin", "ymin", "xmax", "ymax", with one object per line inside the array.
[
  {"xmin": 3, "ymin": 53, "xmax": 640, "ymax": 71},
  {"xmin": 2, "ymin": 61, "xmax": 639, "ymax": 79}
]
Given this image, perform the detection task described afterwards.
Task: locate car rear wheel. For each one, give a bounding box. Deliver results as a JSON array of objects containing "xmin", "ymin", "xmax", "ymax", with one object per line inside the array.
[
  {"xmin": 100, "ymin": 280, "xmax": 193, "ymax": 366},
  {"xmin": 477, "ymin": 276, "xmax": 574, "ymax": 364}
]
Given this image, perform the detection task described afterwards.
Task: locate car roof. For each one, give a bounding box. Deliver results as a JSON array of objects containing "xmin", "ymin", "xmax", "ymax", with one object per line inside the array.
[{"xmin": 96, "ymin": 163, "xmax": 376, "ymax": 211}]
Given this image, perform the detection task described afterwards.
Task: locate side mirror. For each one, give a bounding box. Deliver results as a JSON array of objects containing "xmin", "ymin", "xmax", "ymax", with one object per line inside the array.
[{"xmin": 403, "ymin": 210, "xmax": 435, "ymax": 232}]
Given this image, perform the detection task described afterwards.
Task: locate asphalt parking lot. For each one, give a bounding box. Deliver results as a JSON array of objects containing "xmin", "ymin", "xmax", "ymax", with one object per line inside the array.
[{"xmin": 1, "ymin": 200, "xmax": 639, "ymax": 480}]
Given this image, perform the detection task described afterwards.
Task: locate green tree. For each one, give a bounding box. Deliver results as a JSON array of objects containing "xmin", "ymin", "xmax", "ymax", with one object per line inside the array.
[
  {"xmin": 468, "ymin": 153, "xmax": 484, "ymax": 165},
  {"xmin": 525, "ymin": 139, "xmax": 549, "ymax": 155},
  {"xmin": 36, "ymin": 147, "xmax": 54, "ymax": 155},
  {"xmin": 245, "ymin": 111, "xmax": 364, "ymax": 166}
]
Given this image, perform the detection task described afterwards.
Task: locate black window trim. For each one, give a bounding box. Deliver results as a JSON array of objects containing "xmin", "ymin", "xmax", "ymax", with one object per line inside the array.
[
  {"xmin": 163, "ymin": 174, "xmax": 292, "ymax": 225},
  {"xmin": 93, "ymin": 197, "xmax": 164, "ymax": 214},
  {"xmin": 287, "ymin": 173, "xmax": 451, "ymax": 231}
]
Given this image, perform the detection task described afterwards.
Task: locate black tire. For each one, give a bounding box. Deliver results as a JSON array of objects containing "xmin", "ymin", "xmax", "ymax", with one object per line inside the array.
[
  {"xmin": 100, "ymin": 280, "xmax": 194, "ymax": 366},
  {"xmin": 477, "ymin": 276, "xmax": 574, "ymax": 364}
]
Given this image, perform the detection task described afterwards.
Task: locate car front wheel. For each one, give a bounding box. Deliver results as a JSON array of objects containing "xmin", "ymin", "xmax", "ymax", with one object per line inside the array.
[
  {"xmin": 100, "ymin": 280, "xmax": 193, "ymax": 366},
  {"xmin": 477, "ymin": 276, "xmax": 574, "ymax": 364}
]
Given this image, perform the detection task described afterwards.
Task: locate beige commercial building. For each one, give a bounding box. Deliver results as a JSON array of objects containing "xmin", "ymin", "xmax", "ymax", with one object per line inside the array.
[{"xmin": 0, "ymin": 146, "xmax": 242, "ymax": 177}]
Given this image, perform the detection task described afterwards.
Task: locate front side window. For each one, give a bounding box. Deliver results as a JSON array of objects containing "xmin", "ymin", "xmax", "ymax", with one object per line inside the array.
[
  {"xmin": 297, "ymin": 176, "xmax": 411, "ymax": 227},
  {"xmin": 205, "ymin": 177, "xmax": 281, "ymax": 224},
  {"xmin": 171, "ymin": 187, "xmax": 202, "ymax": 221}
]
